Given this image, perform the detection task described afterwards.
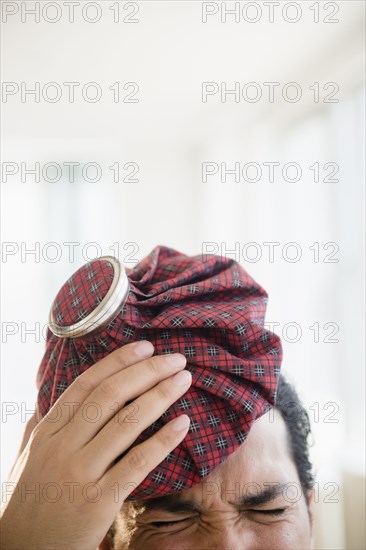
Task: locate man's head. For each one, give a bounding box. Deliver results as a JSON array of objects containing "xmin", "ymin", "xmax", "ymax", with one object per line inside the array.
[
  {"xmin": 104, "ymin": 375, "xmax": 315, "ymax": 550},
  {"xmin": 38, "ymin": 247, "xmax": 283, "ymax": 502}
]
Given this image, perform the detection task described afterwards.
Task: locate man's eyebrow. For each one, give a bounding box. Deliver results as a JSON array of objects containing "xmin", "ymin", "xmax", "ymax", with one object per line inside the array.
[
  {"xmin": 141, "ymin": 484, "xmax": 287, "ymax": 514},
  {"xmin": 236, "ymin": 484, "xmax": 288, "ymax": 508},
  {"xmin": 142, "ymin": 496, "xmax": 203, "ymax": 514}
]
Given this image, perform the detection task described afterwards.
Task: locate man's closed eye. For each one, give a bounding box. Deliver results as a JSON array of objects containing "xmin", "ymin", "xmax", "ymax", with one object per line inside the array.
[
  {"xmin": 150, "ymin": 520, "xmax": 187, "ymax": 527},
  {"xmin": 249, "ymin": 508, "xmax": 286, "ymax": 516},
  {"xmin": 149, "ymin": 508, "xmax": 287, "ymax": 527}
]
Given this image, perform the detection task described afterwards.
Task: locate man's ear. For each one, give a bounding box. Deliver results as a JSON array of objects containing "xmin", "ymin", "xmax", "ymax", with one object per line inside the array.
[
  {"xmin": 307, "ymin": 489, "xmax": 315, "ymax": 549},
  {"xmin": 98, "ymin": 533, "xmax": 112, "ymax": 550}
]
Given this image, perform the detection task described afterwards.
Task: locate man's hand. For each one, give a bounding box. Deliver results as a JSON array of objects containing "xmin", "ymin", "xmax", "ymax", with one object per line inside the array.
[{"xmin": 1, "ymin": 341, "xmax": 191, "ymax": 549}]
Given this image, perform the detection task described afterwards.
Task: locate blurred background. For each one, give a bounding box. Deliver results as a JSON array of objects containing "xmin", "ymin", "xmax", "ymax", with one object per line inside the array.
[{"xmin": 1, "ymin": 1, "xmax": 365, "ymax": 547}]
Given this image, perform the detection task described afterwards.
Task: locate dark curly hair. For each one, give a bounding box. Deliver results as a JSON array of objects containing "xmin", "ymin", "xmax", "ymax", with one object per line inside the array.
[{"xmin": 274, "ymin": 375, "xmax": 315, "ymax": 501}]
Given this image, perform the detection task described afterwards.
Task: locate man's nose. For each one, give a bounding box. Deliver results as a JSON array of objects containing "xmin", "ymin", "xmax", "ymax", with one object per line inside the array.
[{"xmin": 208, "ymin": 525, "xmax": 254, "ymax": 550}]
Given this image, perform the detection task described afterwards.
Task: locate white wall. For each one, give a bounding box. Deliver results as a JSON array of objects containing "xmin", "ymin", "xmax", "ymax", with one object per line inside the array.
[{"xmin": 1, "ymin": 2, "xmax": 365, "ymax": 547}]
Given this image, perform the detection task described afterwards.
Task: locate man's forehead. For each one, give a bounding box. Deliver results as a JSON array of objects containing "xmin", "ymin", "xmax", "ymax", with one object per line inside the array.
[
  {"xmin": 187, "ymin": 408, "xmax": 293, "ymax": 489},
  {"xmin": 129, "ymin": 409, "xmax": 296, "ymax": 512}
]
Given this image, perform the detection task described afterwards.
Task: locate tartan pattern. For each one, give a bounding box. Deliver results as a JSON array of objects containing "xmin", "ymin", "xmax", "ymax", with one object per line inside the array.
[
  {"xmin": 51, "ymin": 259, "xmax": 114, "ymax": 326},
  {"xmin": 36, "ymin": 245, "xmax": 282, "ymax": 500}
]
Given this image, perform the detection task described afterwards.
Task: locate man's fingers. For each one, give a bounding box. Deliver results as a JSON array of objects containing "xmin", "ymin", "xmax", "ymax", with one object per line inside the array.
[
  {"xmin": 37, "ymin": 341, "xmax": 155, "ymax": 434},
  {"xmin": 81, "ymin": 369, "xmax": 192, "ymax": 476},
  {"xmin": 101, "ymin": 413, "xmax": 191, "ymax": 501},
  {"xmin": 62, "ymin": 353, "xmax": 187, "ymax": 449}
]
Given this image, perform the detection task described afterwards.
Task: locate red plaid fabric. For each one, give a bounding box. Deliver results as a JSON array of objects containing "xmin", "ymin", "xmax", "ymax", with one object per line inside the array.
[
  {"xmin": 50, "ymin": 259, "xmax": 115, "ymax": 327},
  {"xmin": 36, "ymin": 245, "xmax": 282, "ymax": 500}
]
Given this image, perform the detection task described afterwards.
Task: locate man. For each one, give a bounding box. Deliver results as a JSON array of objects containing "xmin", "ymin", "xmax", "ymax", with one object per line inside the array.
[
  {"xmin": 105, "ymin": 375, "xmax": 315, "ymax": 550},
  {"xmin": 1, "ymin": 247, "xmax": 314, "ymax": 548},
  {"xmin": 2, "ymin": 349, "xmax": 314, "ymax": 550}
]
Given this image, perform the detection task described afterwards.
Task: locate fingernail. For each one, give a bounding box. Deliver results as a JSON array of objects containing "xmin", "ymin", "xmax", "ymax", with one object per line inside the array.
[
  {"xmin": 171, "ymin": 414, "xmax": 190, "ymax": 432},
  {"xmin": 172, "ymin": 369, "xmax": 192, "ymax": 386},
  {"xmin": 165, "ymin": 353, "xmax": 186, "ymax": 368},
  {"xmin": 133, "ymin": 341, "xmax": 154, "ymax": 357}
]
